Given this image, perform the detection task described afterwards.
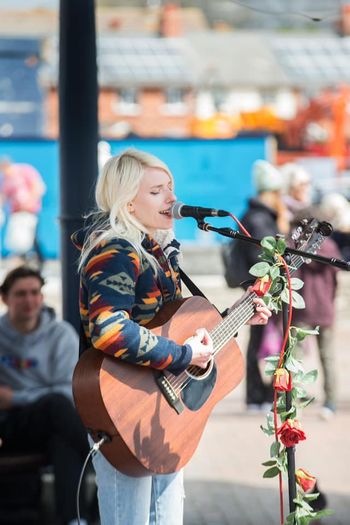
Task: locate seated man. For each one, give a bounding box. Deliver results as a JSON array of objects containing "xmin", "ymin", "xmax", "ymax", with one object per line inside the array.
[{"xmin": 0, "ymin": 266, "xmax": 91, "ymax": 525}]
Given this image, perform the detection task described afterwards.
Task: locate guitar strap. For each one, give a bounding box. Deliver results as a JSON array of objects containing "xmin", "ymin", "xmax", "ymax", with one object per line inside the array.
[
  {"xmin": 179, "ymin": 267, "xmax": 209, "ymax": 301},
  {"xmin": 179, "ymin": 268, "xmax": 231, "ymax": 319}
]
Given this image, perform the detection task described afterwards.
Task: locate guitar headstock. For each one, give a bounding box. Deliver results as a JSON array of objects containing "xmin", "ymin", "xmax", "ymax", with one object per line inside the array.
[{"xmin": 290, "ymin": 217, "xmax": 333, "ymax": 258}]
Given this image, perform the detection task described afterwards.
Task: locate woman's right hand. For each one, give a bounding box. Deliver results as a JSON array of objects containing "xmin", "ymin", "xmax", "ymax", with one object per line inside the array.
[{"xmin": 185, "ymin": 328, "xmax": 213, "ymax": 369}]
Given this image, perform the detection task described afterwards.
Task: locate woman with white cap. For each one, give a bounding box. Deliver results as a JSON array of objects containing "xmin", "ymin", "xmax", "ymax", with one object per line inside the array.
[{"xmin": 280, "ymin": 162, "xmax": 312, "ymax": 220}]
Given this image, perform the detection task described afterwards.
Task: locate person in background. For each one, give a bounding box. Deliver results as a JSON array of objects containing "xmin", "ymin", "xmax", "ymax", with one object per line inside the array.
[
  {"xmin": 72, "ymin": 148, "xmax": 272, "ymax": 525},
  {"xmin": 319, "ymin": 192, "xmax": 350, "ymax": 261},
  {"xmin": 280, "ymin": 162, "xmax": 312, "ymax": 219},
  {"xmin": 293, "ymin": 229, "xmax": 341, "ymax": 420},
  {"xmin": 281, "ymin": 167, "xmax": 343, "ymax": 419},
  {"xmin": 0, "ymin": 266, "xmax": 92, "ymax": 525},
  {"xmin": 234, "ymin": 160, "xmax": 288, "ymax": 413},
  {"xmin": 0, "ymin": 157, "xmax": 46, "ymax": 269}
]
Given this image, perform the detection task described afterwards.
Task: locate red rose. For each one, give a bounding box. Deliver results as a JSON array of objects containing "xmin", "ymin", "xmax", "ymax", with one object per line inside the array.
[
  {"xmin": 295, "ymin": 468, "xmax": 317, "ymax": 493},
  {"xmin": 252, "ymin": 275, "xmax": 272, "ymax": 297},
  {"xmin": 274, "ymin": 368, "xmax": 292, "ymax": 391},
  {"xmin": 277, "ymin": 419, "xmax": 306, "ymax": 448}
]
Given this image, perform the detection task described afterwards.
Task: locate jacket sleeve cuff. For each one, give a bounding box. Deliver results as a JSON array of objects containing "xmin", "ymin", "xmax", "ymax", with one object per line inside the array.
[{"xmin": 167, "ymin": 344, "xmax": 192, "ymax": 375}]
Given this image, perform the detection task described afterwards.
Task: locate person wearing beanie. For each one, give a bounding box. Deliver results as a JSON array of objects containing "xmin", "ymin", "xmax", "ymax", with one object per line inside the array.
[
  {"xmin": 227, "ymin": 159, "xmax": 288, "ymax": 412},
  {"xmin": 253, "ymin": 159, "xmax": 283, "ymax": 193},
  {"xmin": 252, "ymin": 160, "xmax": 289, "ymax": 235}
]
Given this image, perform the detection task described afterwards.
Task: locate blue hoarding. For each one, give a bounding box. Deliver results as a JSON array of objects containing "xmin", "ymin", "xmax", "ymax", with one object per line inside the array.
[{"xmin": 0, "ymin": 136, "xmax": 270, "ymax": 258}]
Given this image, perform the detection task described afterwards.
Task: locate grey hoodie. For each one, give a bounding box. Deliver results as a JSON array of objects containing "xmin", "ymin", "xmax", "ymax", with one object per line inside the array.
[{"xmin": 0, "ymin": 306, "xmax": 79, "ymax": 406}]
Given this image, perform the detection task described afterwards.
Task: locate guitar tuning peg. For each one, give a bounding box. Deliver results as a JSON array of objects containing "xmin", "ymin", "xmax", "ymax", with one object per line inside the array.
[
  {"xmin": 291, "ymin": 226, "xmax": 302, "ymax": 241},
  {"xmin": 318, "ymin": 221, "xmax": 333, "ymax": 237}
]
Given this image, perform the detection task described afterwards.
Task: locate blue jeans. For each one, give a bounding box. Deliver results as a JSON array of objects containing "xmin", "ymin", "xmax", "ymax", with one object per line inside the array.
[{"xmin": 91, "ymin": 445, "xmax": 184, "ymax": 525}]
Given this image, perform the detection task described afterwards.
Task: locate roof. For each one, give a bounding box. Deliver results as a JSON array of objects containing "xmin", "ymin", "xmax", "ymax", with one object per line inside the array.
[
  {"xmin": 97, "ymin": 36, "xmax": 200, "ymax": 88},
  {"xmin": 270, "ymin": 34, "xmax": 350, "ymax": 88},
  {"xmin": 42, "ymin": 30, "xmax": 350, "ymax": 91},
  {"xmin": 187, "ymin": 31, "xmax": 289, "ymax": 88},
  {"xmin": 43, "ymin": 36, "xmax": 201, "ymax": 89},
  {"xmin": 188, "ymin": 30, "xmax": 350, "ymax": 90}
]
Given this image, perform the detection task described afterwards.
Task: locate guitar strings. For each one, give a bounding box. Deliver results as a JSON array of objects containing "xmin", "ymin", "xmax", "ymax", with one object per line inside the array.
[
  {"xmin": 169, "ymin": 293, "xmax": 255, "ymax": 392},
  {"xmin": 166, "ymin": 242, "xmax": 321, "ymax": 396},
  {"xmin": 167, "ymin": 297, "xmax": 252, "ymax": 392},
  {"xmin": 168, "ymin": 296, "xmax": 253, "ymax": 392}
]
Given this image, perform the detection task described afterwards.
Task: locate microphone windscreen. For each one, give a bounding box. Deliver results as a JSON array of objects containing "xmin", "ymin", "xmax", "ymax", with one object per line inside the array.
[{"xmin": 170, "ymin": 202, "xmax": 184, "ymax": 220}]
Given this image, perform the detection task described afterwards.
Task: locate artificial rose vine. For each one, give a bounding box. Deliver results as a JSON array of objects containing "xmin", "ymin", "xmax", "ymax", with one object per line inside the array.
[{"xmin": 249, "ymin": 236, "xmax": 332, "ymax": 525}]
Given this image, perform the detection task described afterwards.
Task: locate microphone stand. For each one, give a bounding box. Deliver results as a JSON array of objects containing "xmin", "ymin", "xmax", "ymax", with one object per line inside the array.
[
  {"xmin": 280, "ymin": 249, "xmax": 297, "ymax": 513},
  {"xmin": 196, "ymin": 223, "xmax": 350, "ymax": 271},
  {"xmin": 194, "ymin": 218, "xmax": 349, "ymax": 519}
]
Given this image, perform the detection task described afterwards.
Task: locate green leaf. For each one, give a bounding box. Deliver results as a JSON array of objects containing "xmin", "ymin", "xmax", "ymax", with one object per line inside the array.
[
  {"xmin": 265, "ymin": 355, "xmax": 280, "ymax": 363},
  {"xmin": 261, "ymin": 236, "xmax": 277, "ymax": 250},
  {"xmin": 269, "ymin": 277, "xmax": 285, "ymax": 296},
  {"xmin": 249, "ymin": 261, "xmax": 270, "ymax": 277},
  {"xmin": 291, "ymin": 291, "xmax": 306, "ymax": 309},
  {"xmin": 260, "ymin": 424, "xmax": 275, "ymax": 437},
  {"xmin": 294, "ymin": 386, "xmax": 308, "ymax": 398},
  {"xmin": 285, "ymin": 356, "xmax": 303, "ymax": 373},
  {"xmin": 280, "ymin": 287, "xmax": 290, "ymax": 303},
  {"xmin": 276, "ymin": 237, "xmax": 286, "ymax": 254},
  {"xmin": 298, "ymin": 396, "xmax": 315, "ymax": 409},
  {"xmin": 290, "ymin": 278, "xmax": 304, "ymax": 290},
  {"xmin": 260, "ymin": 251, "xmax": 276, "ymax": 264},
  {"xmin": 278, "ymin": 406, "xmax": 296, "ymax": 420},
  {"xmin": 269, "ymin": 265, "xmax": 280, "ymax": 280},
  {"xmin": 302, "ymin": 369, "xmax": 318, "ymax": 384},
  {"xmin": 291, "ymin": 326, "xmax": 319, "ymax": 341},
  {"xmin": 262, "ymin": 459, "xmax": 277, "ymax": 467},
  {"xmin": 313, "ymin": 509, "xmax": 333, "ymax": 519},
  {"xmin": 297, "ymin": 497, "xmax": 314, "ymax": 512},
  {"xmin": 264, "ymin": 367, "xmax": 276, "ymax": 377},
  {"xmin": 303, "ymin": 492, "xmax": 319, "ymax": 502},
  {"xmin": 270, "ymin": 440, "xmax": 280, "ymax": 457},
  {"xmin": 295, "ymin": 513, "xmax": 311, "ymax": 525},
  {"xmin": 263, "ymin": 466, "xmax": 280, "ymax": 478},
  {"xmin": 284, "ymin": 511, "xmax": 296, "ymax": 524}
]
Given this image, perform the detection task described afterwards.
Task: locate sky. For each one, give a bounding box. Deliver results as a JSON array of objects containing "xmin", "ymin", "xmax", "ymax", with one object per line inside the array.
[{"xmin": 0, "ymin": 0, "xmax": 57, "ymax": 7}]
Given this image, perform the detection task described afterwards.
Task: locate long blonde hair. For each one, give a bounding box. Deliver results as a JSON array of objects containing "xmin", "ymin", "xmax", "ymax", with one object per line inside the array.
[{"xmin": 79, "ymin": 148, "xmax": 174, "ymax": 272}]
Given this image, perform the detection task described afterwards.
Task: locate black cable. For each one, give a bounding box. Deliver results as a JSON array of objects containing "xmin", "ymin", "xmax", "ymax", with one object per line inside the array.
[
  {"xmin": 229, "ymin": 0, "xmax": 341, "ymax": 22},
  {"xmin": 75, "ymin": 435, "xmax": 110, "ymax": 525}
]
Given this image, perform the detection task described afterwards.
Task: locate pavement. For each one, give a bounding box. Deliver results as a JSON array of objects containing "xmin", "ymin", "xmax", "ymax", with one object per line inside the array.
[
  {"xmin": 182, "ymin": 272, "xmax": 350, "ymax": 525},
  {"xmin": 1, "ymin": 258, "xmax": 349, "ymax": 525}
]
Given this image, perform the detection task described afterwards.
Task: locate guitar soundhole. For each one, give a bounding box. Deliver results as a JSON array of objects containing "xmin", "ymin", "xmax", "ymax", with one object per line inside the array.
[{"xmin": 185, "ymin": 357, "xmax": 214, "ymax": 381}]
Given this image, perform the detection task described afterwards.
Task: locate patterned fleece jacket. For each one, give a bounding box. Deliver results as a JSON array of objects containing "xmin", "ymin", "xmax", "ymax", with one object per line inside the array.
[{"xmin": 72, "ymin": 231, "xmax": 192, "ymax": 375}]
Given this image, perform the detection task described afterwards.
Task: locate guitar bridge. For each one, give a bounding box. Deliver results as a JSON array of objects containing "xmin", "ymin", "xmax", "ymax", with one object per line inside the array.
[{"xmin": 155, "ymin": 372, "xmax": 184, "ymax": 414}]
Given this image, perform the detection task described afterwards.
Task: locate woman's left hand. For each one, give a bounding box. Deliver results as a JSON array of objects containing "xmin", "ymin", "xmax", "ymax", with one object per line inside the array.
[
  {"xmin": 228, "ymin": 286, "xmax": 272, "ymax": 326},
  {"xmin": 247, "ymin": 296, "xmax": 272, "ymax": 326}
]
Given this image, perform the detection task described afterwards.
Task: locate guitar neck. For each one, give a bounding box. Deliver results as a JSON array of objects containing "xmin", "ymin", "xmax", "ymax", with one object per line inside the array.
[
  {"xmin": 210, "ymin": 292, "xmax": 256, "ymax": 355},
  {"xmin": 210, "ymin": 244, "xmax": 321, "ymax": 355}
]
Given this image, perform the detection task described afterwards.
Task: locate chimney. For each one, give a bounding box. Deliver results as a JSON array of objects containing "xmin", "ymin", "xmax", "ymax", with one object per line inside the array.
[
  {"xmin": 159, "ymin": 3, "xmax": 182, "ymax": 37},
  {"xmin": 340, "ymin": 4, "xmax": 350, "ymax": 36}
]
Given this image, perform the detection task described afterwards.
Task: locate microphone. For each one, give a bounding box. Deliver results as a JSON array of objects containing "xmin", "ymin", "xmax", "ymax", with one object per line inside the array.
[{"xmin": 171, "ymin": 201, "xmax": 229, "ymax": 220}]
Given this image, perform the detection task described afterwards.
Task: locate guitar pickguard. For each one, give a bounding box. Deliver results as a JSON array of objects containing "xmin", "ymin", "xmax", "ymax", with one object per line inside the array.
[{"xmin": 180, "ymin": 363, "xmax": 217, "ymax": 411}]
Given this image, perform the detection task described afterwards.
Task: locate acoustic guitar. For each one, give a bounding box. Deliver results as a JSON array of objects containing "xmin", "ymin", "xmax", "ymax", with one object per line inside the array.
[{"xmin": 73, "ymin": 219, "xmax": 331, "ymax": 477}]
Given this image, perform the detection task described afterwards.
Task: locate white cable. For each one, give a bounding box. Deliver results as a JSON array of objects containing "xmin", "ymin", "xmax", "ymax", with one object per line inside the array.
[{"xmin": 76, "ymin": 434, "xmax": 110, "ymax": 525}]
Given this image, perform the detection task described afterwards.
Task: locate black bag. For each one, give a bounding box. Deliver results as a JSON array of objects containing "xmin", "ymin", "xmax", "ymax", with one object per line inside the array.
[{"xmin": 221, "ymin": 240, "xmax": 250, "ymax": 289}]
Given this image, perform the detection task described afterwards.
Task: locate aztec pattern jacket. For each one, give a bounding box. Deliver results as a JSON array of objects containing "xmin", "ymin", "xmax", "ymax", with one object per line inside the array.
[{"xmin": 72, "ymin": 230, "xmax": 192, "ymax": 375}]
